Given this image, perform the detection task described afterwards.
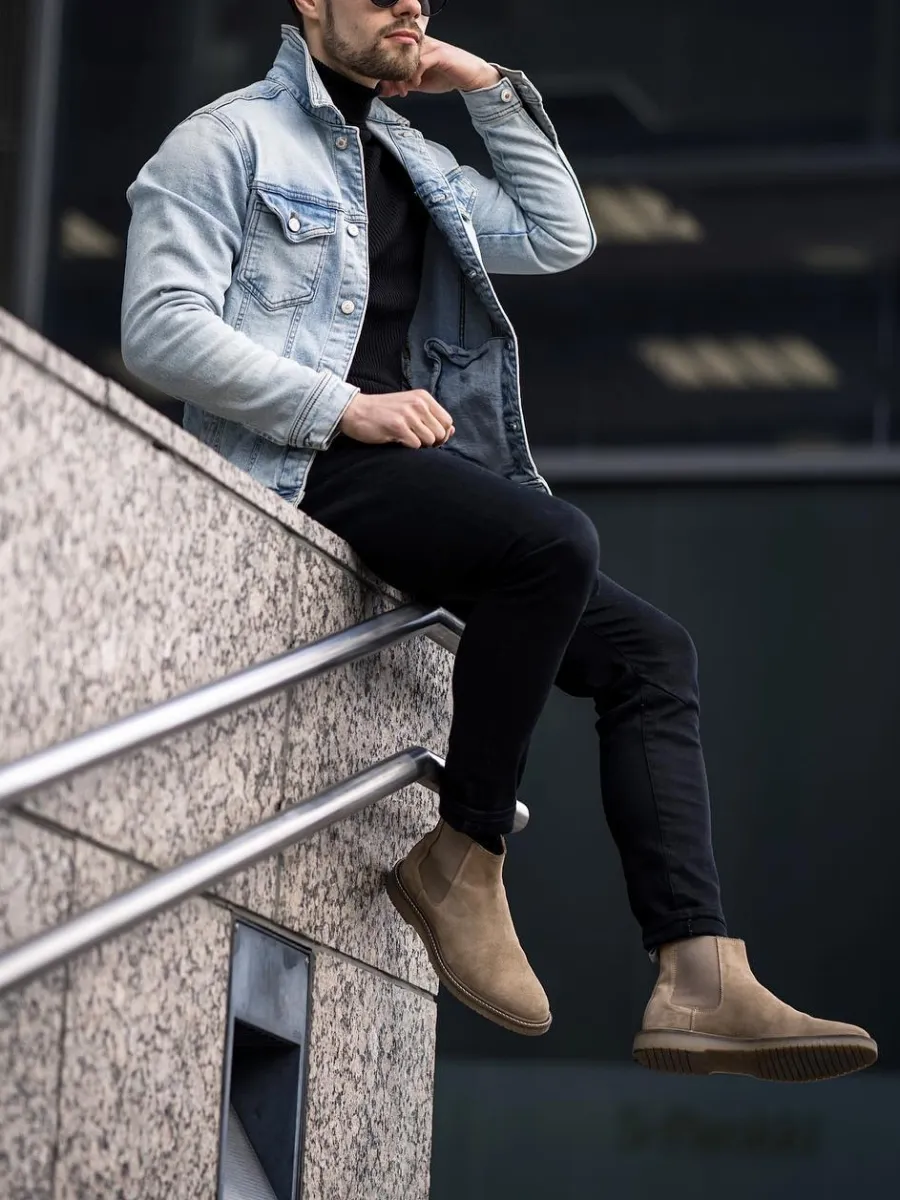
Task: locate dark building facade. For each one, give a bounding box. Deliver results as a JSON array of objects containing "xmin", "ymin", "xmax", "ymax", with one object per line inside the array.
[{"xmin": 4, "ymin": 0, "xmax": 900, "ymax": 449}]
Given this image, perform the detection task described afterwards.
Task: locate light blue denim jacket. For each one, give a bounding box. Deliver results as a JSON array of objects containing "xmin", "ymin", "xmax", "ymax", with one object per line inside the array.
[{"xmin": 122, "ymin": 27, "xmax": 595, "ymax": 504}]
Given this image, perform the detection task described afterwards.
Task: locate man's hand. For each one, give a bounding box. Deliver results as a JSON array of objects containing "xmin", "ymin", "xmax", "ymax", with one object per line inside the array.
[
  {"xmin": 339, "ymin": 389, "xmax": 456, "ymax": 448},
  {"xmin": 378, "ymin": 38, "xmax": 502, "ymax": 99}
]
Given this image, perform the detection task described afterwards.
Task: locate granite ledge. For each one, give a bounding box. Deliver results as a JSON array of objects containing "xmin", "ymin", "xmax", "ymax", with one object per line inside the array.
[
  {"xmin": 104, "ymin": 378, "xmax": 411, "ymax": 604},
  {"xmin": 0, "ymin": 302, "xmax": 403, "ymax": 605},
  {"xmin": 0, "ymin": 307, "xmax": 107, "ymax": 410},
  {"xmin": 1, "ymin": 307, "xmax": 455, "ymax": 638}
]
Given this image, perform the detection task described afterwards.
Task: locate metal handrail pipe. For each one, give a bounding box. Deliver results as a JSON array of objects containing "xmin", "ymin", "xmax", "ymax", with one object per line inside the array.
[
  {"xmin": 0, "ymin": 603, "xmax": 463, "ymax": 813},
  {"xmin": 0, "ymin": 749, "xmax": 531, "ymax": 997}
]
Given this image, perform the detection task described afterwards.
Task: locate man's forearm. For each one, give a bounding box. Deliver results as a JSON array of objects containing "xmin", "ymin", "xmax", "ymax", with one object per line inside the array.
[
  {"xmin": 121, "ymin": 284, "xmax": 358, "ymax": 452},
  {"xmin": 376, "ymin": 37, "xmax": 594, "ymax": 273},
  {"xmin": 459, "ymin": 70, "xmax": 596, "ymax": 273}
]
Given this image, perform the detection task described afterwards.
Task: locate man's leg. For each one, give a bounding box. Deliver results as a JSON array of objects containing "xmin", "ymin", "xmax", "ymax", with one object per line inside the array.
[
  {"xmin": 555, "ymin": 573, "xmax": 877, "ymax": 1081},
  {"xmin": 554, "ymin": 574, "xmax": 725, "ymax": 949},
  {"xmin": 301, "ymin": 439, "xmax": 599, "ymax": 1035},
  {"xmin": 302, "ymin": 438, "xmax": 599, "ymax": 837}
]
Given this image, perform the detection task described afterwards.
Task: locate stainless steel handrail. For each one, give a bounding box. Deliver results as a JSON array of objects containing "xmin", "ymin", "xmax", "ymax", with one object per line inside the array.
[
  {"xmin": 0, "ymin": 603, "xmax": 463, "ymax": 812},
  {"xmin": 0, "ymin": 749, "xmax": 530, "ymax": 997}
]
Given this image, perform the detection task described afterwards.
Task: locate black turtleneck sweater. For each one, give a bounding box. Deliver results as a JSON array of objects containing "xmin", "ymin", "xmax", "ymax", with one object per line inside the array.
[{"xmin": 314, "ymin": 60, "xmax": 428, "ymax": 396}]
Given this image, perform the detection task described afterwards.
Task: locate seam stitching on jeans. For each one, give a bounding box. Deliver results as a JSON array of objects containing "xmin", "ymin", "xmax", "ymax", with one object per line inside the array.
[
  {"xmin": 440, "ymin": 796, "xmax": 517, "ymax": 827},
  {"xmin": 638, "ymin": 683, "xmax": 680, "ymax": 915},
  {"xmin": 645, "ymin": 915, "xmax": 727, "ymax": 951}
]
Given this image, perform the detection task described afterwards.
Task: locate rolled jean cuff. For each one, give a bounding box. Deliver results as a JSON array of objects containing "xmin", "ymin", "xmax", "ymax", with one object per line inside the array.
[
  {"xmin": 643, "ymin": 913, "xmax": 728, "ymax": 954},
  {"xmin": 439, "ymin": 796, "xmax": 518, "ymax": 840}
]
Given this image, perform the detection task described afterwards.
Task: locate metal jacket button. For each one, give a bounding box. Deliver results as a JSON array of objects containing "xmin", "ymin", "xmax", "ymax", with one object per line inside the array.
[{"xmin": 340, "ymin": 300, "xmax": 356, "ymax": 315}]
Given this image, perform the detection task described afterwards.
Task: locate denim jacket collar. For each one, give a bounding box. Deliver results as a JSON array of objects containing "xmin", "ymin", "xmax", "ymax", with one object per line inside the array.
[{"xmin": 269, "ymin": 25, "xmax": 410, "ymax": 128}]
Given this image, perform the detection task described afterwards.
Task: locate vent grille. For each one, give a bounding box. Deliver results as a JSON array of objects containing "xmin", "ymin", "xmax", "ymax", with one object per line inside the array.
[{"xmin": 222, "ymin": 1105, "xmax": 278, "ymax": 1200}]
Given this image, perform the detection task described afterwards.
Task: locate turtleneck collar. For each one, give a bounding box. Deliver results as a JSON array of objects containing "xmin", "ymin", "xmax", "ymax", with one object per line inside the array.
[{"xmin": 313, "ymin": 58, "xmax": 379, "ymax": 129}]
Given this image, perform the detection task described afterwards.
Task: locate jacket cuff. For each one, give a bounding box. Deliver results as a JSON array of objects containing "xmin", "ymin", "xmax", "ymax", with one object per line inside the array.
[
  {"xmin": 461, "ymin": 67, "xmax": 559, "ymax": 145},
  {"xmin": 290, "ymin": 374, "xmax": 360, "ymax": 451}
]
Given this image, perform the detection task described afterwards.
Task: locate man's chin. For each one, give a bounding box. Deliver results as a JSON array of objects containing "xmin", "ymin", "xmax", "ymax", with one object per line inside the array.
[
  {"xmin": 377, "ymin": 67, "xmax": 420, "ymax": 84},
  {"xmin": 376, "ymin": 46, "xmax": 420, "ymax": 81}
]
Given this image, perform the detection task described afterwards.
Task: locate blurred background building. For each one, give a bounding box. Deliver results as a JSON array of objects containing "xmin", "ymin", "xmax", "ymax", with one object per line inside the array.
[{"xmin": 2, "ymin": 1, "xmax": 898, "ymax": 1197}]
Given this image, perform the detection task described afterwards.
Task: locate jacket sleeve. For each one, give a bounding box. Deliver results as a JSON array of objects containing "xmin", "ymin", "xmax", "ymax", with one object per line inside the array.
[
  {"xmin": 121, "ymin": 110, "xmax": 358, "ymax": 450},
  {"xmin": 428, "ymin": 69, "xmax": 597, "ymax": 276}
]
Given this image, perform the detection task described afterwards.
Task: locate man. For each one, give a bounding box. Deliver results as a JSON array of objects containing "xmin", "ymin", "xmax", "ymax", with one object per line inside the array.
[{"xmin": 122, "ymin": 0, "xmax": 877, "ymax": 1082}]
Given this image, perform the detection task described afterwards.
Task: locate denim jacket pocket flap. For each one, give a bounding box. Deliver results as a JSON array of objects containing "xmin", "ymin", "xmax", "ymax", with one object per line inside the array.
[
  {"xmin": 240, "ymin": 189, "xmax": 338, "ymax": 309},
  {"xmin": 256, "ymin": 189, "xmax": 338, "ymax": 244},
  {"xmin": 424, "ymin": 338, "xmax": 494, "ymax": 372}
]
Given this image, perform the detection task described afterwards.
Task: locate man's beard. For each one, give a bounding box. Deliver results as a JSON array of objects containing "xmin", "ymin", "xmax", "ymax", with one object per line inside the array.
[{"xmin": 321, "ymin": 2, "xmax": 420, "ymax": 82}]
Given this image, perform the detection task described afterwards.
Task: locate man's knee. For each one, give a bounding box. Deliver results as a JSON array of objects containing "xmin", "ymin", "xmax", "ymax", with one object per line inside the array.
[
  {"xmin": 539, "ymin": 503, "xmax": 601, "ymax": 588},
  {"xmin": 647, "ymin": 610, "xmax": 699, "ymax": 697}
]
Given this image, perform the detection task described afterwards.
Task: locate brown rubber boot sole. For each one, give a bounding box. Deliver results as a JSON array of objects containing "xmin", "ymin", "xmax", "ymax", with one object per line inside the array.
[
  {"xmin": 633, "ymin": 1030, "xmax": 878, "ymax": 1082},
  {"xmin": 385, "ymin": 865, "xmax": 552, "ymax": 1037}
]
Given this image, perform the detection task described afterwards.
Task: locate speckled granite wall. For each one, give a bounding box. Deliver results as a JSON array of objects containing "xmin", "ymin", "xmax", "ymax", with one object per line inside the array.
[
  {"xmin": 0, "ymin": 311, "xmax": 446, "ymax": 1199},
  {"xmin": 303, "ymin": 953, "xmax": 436, "ymax": 1200},
  {"xmin": 0, "ymin": 816, "xmax": 71, "ymax": 1200},
  {"xmin": 55, "ymin": 840, "xmax": 233, "ymax": 1200}
]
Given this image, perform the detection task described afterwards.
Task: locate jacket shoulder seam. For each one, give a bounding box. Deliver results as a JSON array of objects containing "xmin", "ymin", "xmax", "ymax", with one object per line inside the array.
[
  {"xmin": 202, "ymin": 80, "xmax": 284, "ymax": 114},
  {"xmin": 193, "ymin": 107, "xmax": 254, "ymax": 183}
]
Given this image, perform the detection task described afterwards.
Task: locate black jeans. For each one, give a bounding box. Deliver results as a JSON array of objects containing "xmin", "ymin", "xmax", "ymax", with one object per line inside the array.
[{"xmin": 302, "ymin": 436, "xmax": 727, "ymax": 950}]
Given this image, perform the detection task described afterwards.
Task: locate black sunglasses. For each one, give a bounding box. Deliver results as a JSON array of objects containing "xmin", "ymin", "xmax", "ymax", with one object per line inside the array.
[
  {"xmin": 289, "ymin": 1, "xmax": 448, "ymax": 22},
  {"xmin": 370, "ymin": 0, "xmax": 448, "ymax": 13}
]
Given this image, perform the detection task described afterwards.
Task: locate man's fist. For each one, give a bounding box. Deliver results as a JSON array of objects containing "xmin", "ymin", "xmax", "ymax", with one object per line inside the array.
[{"xmin": 339, "ymin": 389, "xmax": 455, "ymax": 449}]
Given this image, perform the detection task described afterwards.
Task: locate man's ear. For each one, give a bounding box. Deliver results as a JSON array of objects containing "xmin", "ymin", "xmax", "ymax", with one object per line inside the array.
[{"xmin": 294, "ymin": 0, "xmax": 322, "ymax": 28}]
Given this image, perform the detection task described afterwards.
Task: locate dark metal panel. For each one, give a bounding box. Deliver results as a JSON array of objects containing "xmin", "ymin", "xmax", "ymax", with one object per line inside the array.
[
  {"xmin": 220, "ymin": 923, "xmax": 312, "ymax": 1200},
  {"xmin": 230, "ymin": 922, "xmax": 309, "ymax": 1047}
]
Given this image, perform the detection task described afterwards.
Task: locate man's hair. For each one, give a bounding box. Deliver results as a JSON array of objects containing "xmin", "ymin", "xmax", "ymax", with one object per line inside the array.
[{"xmin": 285, "ymin": 0, "xmax": 302, "ymax": 28}]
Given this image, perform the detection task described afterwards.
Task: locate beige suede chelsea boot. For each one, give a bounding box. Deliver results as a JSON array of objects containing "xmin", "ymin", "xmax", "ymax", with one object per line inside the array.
[
  {"xmin": 386, "ymin": 820, "xmax": 552, "ymax": 1036},
  {"xmin": 634, "ymin": 936, "xmax": 877, "ymax": 1081}
]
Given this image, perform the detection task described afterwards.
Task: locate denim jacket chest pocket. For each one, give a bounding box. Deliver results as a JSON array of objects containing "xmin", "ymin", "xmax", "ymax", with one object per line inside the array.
[{"xmin": 238, "ymin": 187, "xmax": 338, "ymax": 310}]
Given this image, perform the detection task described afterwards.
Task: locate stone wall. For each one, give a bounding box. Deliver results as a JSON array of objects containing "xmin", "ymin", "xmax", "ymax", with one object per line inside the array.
[{"xmin": 0, "ymin": 309, "xmax": 450, "ymax": 1199}]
